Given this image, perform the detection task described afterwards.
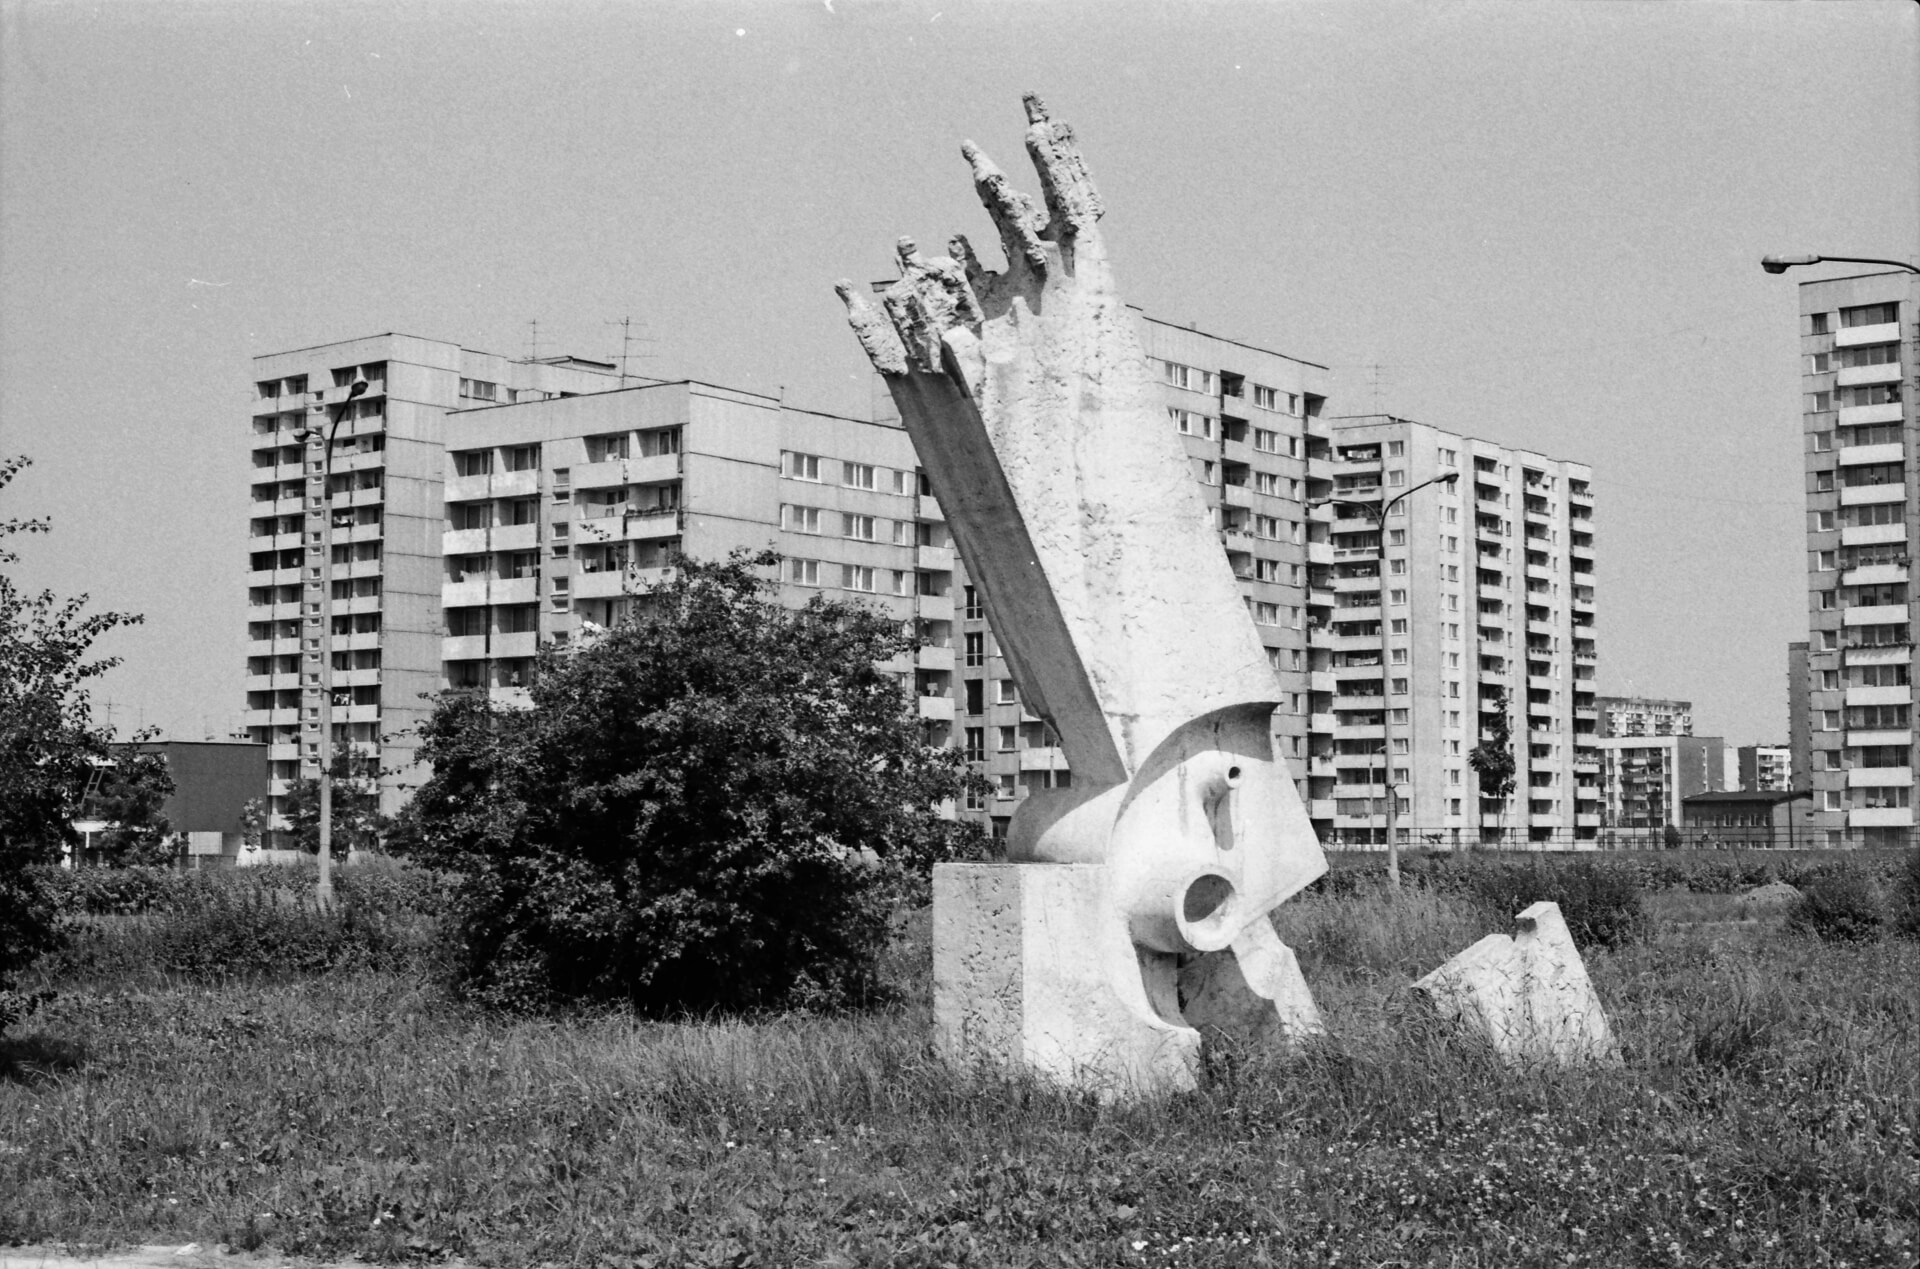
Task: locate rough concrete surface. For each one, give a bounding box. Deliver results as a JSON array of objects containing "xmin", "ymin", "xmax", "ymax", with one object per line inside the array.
[
  {"xmin": 1413, "ymin": 901, "xmax": 1620, "ymax": 1067},
  {"xmin": 840, "ymin": 95, "xmax": 1325, "ymax": 1095}
]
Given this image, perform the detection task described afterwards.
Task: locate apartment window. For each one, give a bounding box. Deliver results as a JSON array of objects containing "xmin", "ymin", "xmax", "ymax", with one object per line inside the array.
[
  {"xmin": 1390, "ymin": 619, "xmax": 1408, "ymax": 634},
  {"xmin": 1809, "ymin": 312, "xmax": 1830, "ymax": 335},
  {"xmin": 1390, "ymin": 677, "xmax": 1408, "ymax": 695},
  {"xmin": 997, "ymin": 774, "xmax": 1018, "ymax": 800},
  {"xmin": 458, "ymin": 378, "xmax": 497, "ymax": 402},
  {"xmin": 997, "ymin": 726, "xmax": 1017, "ymax": 752},
  {"xmin": 998, "ymin": 679, "xmax": 1018, "ymax": 705},
  {"xmin": 1816, "ymin": 510, "xmax": 1835, "ymax": 532},
  {"xmin": 504, "ymin": 445, "xmax": 539, "ymax": 471},
  {"xmin": 1170, "ymin": 408, "xmax": 1214, "ymax": 439},
  {"xmin": 1811, "ymin": 431, "xmax": 1832, "ymax": 452},
  {"xmin": 892, "ymin": 521, "xmax": 914, "ymax": 546},
  {"xmin": 638, "ymin": 427, "xmax": 681, "ymax": 458},
  {"xmin": 1200, "ymin": 461, "xmax": 1217, "ymax": 485},
  {"xmin": 1387, "ymin": 441, "xmax": 1405, "ymax": 458},
  {"xmin": 783, "ymin": 452, "xmax": 823, "ymax": 481},
  {"xmin": 1250, "ymin": 601, "xmax": 1281, "ymax": 626},
  {"xmin": 782, "ymin": 505, "xmax": 822, "ymax": 534},
  {"xmin": 1388, "ymin": 558, "xmax": 1406, "ymax": 575},
  {"xmin": 843, "ymin": 462, "xmax": 877, "ymax": 490},
  {"xmin": 1388, "ymin": 589, "xmax": 1407, "ymax": 605},
  {"xmin": 788, "ymin": 558, "xmax": 820, "ymax": 585},
  {"xmin": 965, "ymin": 632, "xmax": 986, "ymax": 666},
  {"xmin": 1838, "ymin": 342, "xmax": 1900, "ymax": 368},
  {"xmin": 843, "ymin": 513, "xmax": 878, "ymax": 541},
  {"xmin": 1841, "ymin": 383, "xmax": 1904, "ymax": 409},
  {"xmin": 1817, "ymin": 550, "xmax": 1837, "ymax": 571},
  {"xmin": 842, "ymin": 564, "xmax": 877, "ymax": 592},
  {"xmin": 453, "ymin": 450, "xmax": 492, "ymax": 477},
  {"xmin": 1162, "ymin": 360, "xmax": 1198, "ymax": 390},
  {"xmin": 1840, "ymin": 302, "xmax": 1899, "ymax": 328},
  {"xmin": 586, "ymin": 433, "xmax": 630, "ymax": 463},
  {"xmin": 1255, "ymin": 472, "xmax": 1281, "ymax": 496},
  {"xmin": 1253, "ymin": 428, "xmax": 1279, "ymax": 453},
  {"xmin": 1252, "ymin": 385, "xmax": 1278, "ymax": 410},
  {"xmin": 963, "ymin": 727, "xmax": 986, "ymax": 761},
  {"xmin": 1438, "ymin": 448, "xmax": 1458, "ymax": 466}
]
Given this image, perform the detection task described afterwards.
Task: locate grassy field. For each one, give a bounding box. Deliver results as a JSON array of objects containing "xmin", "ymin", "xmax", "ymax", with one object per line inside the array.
[{"xmin": 2, "ymin": 876, "xmax": 1916, "ymax": 1267}]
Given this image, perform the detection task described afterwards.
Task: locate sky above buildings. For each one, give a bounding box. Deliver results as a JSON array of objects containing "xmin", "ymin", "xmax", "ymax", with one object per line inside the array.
[{"xmin": 2, "ymin": 0, "xmax": 1916, "ymax": 746}]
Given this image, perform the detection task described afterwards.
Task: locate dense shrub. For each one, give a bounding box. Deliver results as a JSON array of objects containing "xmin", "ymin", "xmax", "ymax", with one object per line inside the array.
[
  {"xmin": 398, "ymin": 552, "xmax": 985, "ymax": 1017},
  {"xmin": 1895, "ymin": 848, "xmax": 1920, "ymax": 940},
  {"xmin": 1785, "ymin": 871, "xmax": 1885, "ymax": 944},
  {"xmin": 1425, "ymin": 857, "xmax": 1652, "ymax": 951},
  {"xmin": 29, "ymin": 862, "xmax": 445, "ymax": 984}
]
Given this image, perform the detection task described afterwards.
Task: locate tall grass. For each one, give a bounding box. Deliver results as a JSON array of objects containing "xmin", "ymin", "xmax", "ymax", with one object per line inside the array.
[{"xmin": 3, "ymin": 875, "xmax": 1916, "ymax": 1267}]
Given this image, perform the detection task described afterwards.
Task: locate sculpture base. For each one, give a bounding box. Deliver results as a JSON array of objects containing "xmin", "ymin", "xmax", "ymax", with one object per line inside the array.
[{"xmin": 932, "ymin": 862, "xmax": 1201, "ymax": 1096}]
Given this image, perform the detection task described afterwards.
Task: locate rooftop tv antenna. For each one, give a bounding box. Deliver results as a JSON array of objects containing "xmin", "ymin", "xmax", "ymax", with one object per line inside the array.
[
  {"xmin": 526, "ymin": 319, "xmax": 542, "ymax": 362},
  {"xmin": 604, "ymin": 315, "xmax": 658, "ymax": 385}
]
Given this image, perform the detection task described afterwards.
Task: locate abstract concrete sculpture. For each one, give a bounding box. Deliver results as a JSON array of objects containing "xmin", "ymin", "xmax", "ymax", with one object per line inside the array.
[
  {"xmin": 836, "ymin": 95, "xmax": 1327, "ymax": 1095},
  {"xmin": 1412, "ymin": 901, "xmax": 1619, "ymax": 1067}
]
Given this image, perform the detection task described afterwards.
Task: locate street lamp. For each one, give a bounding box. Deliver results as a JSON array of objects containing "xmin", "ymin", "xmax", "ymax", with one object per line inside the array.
[
  {"xmin": 1310, "ymin": 469, "xmax": 1460, "ymax": 886},
  {"xmin": 1761, "ymin": 254, "xmax": 1920, "ymax": 276},
  {"xmin": 292, "ymin": 378, "xmax": 368, "ymax": 903}
]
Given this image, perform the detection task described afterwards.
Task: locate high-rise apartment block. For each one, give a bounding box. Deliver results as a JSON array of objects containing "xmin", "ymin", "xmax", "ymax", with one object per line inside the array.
[
  {"xmin": 1597, "ymin": 696, "xmax": 1693, "ymax": 738},
  {"xmin": 244, "ymin": 335, "xmax": 621, "ymax": 827},
  {"xmin": 1596, "ymin": 734, "xmax": 1725, "ymax": 833},
  {"xmin": 244, "ymin": 322, "xmax": 1601, "ymax": 848},
  {"xmin": 1796, "ymin": 271, "xmax": 1918, "ymax": 846},
  {"xmin": 1737, "ymin": 744, "xmax": 1793, "ymax": 793},
  {"xmin": 1314, "ymin": 417, "xmax": 1599, "ymax": 845}
]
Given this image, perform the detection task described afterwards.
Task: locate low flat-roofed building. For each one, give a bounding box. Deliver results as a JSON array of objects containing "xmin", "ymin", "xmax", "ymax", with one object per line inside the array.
[{"xmin": 1682, "ymin": 788, "xmax": 1816, "ymax": 850}]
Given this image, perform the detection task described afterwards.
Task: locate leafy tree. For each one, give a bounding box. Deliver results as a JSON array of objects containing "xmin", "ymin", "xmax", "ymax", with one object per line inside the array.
[
  {"xmin": 1, "ymin": 456, "xmax": 143, "ymax": 1030},
  {"xmin": 397, "ymin": 549, "xmax": 987, "ymax": 1015},
  {"xmin": 1467, "ymin": 686, "xmax": 1517, "ymax": 846},
  {"xmin": 282, "ymin": 747, "xmax": 386, "ymax": 854},
  {"xmin": 86, "ymin": 742, "xmax": 179, "ymax": 867}
]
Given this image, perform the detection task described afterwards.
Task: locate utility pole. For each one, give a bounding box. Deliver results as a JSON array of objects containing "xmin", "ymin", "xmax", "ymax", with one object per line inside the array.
[
  {"xmin": 297, "ymin": 377, "xmax": 367, "ymax": 904},
  {"xmin": 1311, "ymin": 467, "xmax": 1459, "ymax": 886}
]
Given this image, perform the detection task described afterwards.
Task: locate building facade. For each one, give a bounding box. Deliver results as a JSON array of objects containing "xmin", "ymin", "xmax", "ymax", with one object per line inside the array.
[
  {"xmin": 1314, "ymin": 417, "xmax": 1599, "ymax": 847},
  {"xmin": 1596, "ymin": 734, "xmax": 1725, "ymax": 836},
  {"xmin": 248, "ymin": 323, "xmax": 1601, "ymax": 848},
  {"xmin": 244, "ymin": 335, "xmax": 622, "ymax": 830},
  {"xmin": 1786, "ymin": 640, "xmax": 1811, "ymax": 796},
  {"xmin": 1680, "ymin": 789, "xmax": 1815, "ymax": 849},
  {"xmin": 1796, "ymin": 271, "xmax": 1919, "ymax": 846},
  {"xmin": 1597, "ymin": 696, "xmax": 1693, "ymax": 738},
  {"xmin": 1736, "ymin": 743, "xmax": 1793, "ymax": 793}
]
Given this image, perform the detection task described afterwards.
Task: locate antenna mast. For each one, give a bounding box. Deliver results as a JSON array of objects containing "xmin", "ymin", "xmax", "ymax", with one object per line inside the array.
[{"xmin": 604, "ymin": 315, "xmax": 657, "ymax": 385}]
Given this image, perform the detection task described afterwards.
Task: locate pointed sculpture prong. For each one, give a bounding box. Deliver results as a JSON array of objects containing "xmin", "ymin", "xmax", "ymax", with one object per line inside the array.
[
  {"xmin": 835, "ymin": 279, "xmax": 908, "ymax": 376},
  {"xmin": 877, "ymin": 245, "xmax": 985, "ymax": 375},
  {"xmin": 1023, "ymin": 92, "xmax": 1104, "ymax": 238},
  {"xmin": 895, "ymin": 235, "xmax": 925, "ymax": 273},
  {"xmin": 962, "ymin": 139, "xmax": 1049, "ymax": 273}
]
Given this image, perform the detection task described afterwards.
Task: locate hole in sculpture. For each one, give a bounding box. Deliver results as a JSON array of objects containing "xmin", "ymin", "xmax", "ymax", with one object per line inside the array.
[
  {"xmin": 1183, "ymin": 873, "xmax": 1234, "ymax": 925},
  {"xmin": 1226, "ymin": 765, "xmax": 1242, "ymax": 782}
]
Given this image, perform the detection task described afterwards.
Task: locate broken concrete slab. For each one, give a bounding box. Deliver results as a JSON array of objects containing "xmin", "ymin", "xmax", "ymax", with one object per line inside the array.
[{"xmin": 1413, "ymin": 900, "xmax": 1619, "ymax": 1067}]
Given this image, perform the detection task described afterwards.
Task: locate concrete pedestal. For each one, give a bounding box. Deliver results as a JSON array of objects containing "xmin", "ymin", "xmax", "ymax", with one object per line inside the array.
[{"xmin": 932, "ymin": 861, "xmax": 1201, "ymax": 1096}]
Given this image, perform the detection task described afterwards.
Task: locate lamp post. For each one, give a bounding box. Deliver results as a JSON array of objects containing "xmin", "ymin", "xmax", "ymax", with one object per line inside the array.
[
  {"xmin": 293, "ymin": 379, "xmax": 367, "ymax": 903},
  {"xmin": 1761, "ymin": 254, "xmax": 1919, "ymax": 276},
  {"xmin": 1311, "ymin": 469, "xmax": 1460, "ymax": 886}
]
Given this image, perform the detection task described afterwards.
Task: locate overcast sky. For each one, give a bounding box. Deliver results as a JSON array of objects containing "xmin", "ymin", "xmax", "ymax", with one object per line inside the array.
[{"xmin": 2, "ymin": 0, "xmax": 1916, "ymax": 746}]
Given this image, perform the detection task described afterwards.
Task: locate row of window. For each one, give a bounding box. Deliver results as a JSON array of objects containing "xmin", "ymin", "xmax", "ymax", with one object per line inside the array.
[
  {"xmin": 1808, "ymin": 302, "xmax": 1901, "ymax": 335},
  {"xmin": 1810, "ymin": 342, "xmax": 1902, "ymax": 372},
  {"xmin": 783, "ymin": 451, "xmax": 918, "ymax": 493},
  {"xmin": 1808, "ymin": 382, "xmax": 1905, "ymax": 412},
  {"xmin": 1158, "ymin": 360, "xmax": 1306, "ymax": 417},
  {"xmin": 780, "ymin": 505, "xmax": 946, "ymax": 547}
]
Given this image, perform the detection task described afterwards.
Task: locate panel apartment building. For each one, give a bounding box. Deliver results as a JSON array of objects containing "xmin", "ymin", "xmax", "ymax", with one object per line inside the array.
[
  {"xmin": 1797, "ymin": 270, "xmax": 1920, "ymax": 846},
  {"xmin": 243, "ymin": 335, "xmax": 622, "ymax": 826},
  {"xmin": 245, "ymin": 323, "xmax": 1600, "ymax": 847},
  {"xmin": 1313, "ymin": 417, "xmax": 1599, "ymax": 846}
]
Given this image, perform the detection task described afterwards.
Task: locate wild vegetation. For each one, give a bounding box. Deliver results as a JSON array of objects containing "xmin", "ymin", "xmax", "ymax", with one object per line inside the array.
[{"xmin": 4, "ymin": 852, "xmax": 1916, "ymax": 1268}]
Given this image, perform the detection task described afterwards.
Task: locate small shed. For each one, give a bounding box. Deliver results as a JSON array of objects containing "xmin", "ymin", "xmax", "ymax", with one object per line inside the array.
[{"xmin": 1680, "ymin": 788, "xmax": 1814, "ymax": 849}]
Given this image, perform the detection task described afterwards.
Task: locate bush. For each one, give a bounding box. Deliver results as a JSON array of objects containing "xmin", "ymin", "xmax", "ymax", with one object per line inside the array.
[
  {"xmin": 398, "ymin": 552, "xmax": 985, "ymax": 1016},
  {"xmin": 1443, "ymin": 857, "xmax": 1652, "ymax": 951},
  {"xmin": 1787, "ymin": 871, "xmax": 1885, "ymax": 944},
  {"xmin": 30, "ymin": 862, "xmax": 446, "ymax": 984},
  {"xmin": 1895, "ymin": 849, "xmax": 1920, "ymax": 940}
]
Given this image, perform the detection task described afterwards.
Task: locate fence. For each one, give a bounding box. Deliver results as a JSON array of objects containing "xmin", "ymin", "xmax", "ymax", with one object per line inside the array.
[{"xmin": 1319, "ymin": 824, "xmax": 1919, "ymax": 852}]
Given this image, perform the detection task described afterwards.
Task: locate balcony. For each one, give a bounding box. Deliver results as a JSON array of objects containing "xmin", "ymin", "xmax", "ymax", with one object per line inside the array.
[
  {"xmin": 1843, "ymin": 603, "xmax": 1908, "ymax": 627},
  {"xmin": 917, "ymin": 494, "xmax": 944, "ymax": 522},
  {"xmin": 1220, "ymin": 528, "xmax": 1258, "ymax": 554},
  {"xmin": 492, "ymin": 632, "xmax": 538, "ymax": 660},
  {"xmin": 1843, "ymin": 563, "xmax": 1908, "ymax": 587},
  {"xmin": 1838, "ymin": 440, "xmax": 1905, "ymax": 467},
  {"xmin": 919, "ymin": 645, "xmax": 956, "ymax": 672},
  {"xmin": 1018, "ymin": 746, "xmax": 1067, "ymax": 772},
  {"xmin": 571, "ymin": 569, "xmax": 627, "ymax": 599},
  {"xmin": 1308, "ymin": 712, "xmax": 1336, "ymax": 733},
  {"xmin": 1841, "ymin": 522, "xmax": 1909, "ymax": 548},
  {"xmin": 918, "ymin": 544, "xmax": 955, "ymax": 571},
  {"xmin": 1306, "ymin": 541, "xmax": 1333, "ymax": 566},
  {"xmin": 1308, "ymin": 799, "xmax": 1335, "ymax": 820},
  {"xmin": 1308, "ymin": 669, "xmax": 1334, "ymax": 693},
  {"xmin": 1846, "ymin": 684, "xmax": 1912, "ymax": 707},
  {"xmin": 1835, "ymin": 321, "xmax": 1900, "ymax": 348},
  {"xmin": 918, "ymin": 592, "xmax": 955, "ymax": 622},
  {"xmin": 1847, "ymin": 729, "xmax": 1912, "ymax": 748},
  {"xmin": 917, "ymin": 695, "xmax": 955, "ymax": 722},
  {"xmin": 1846, "ymin": 766, "xmax": 1914, "ymax": 788},
  {"xmin": 442, "ymin": 527, "xmax": 490, "ymax": 556},
  {"xmin": 1220, "ymin": 483, "xmax": 1254, "ymax": 509},
  {"xmin": 1837, "ymin": 362, "xmax": 1903, "ymax": 388},
  {"xmin": 573, "ymin": 453, "xmax": 682, "ymax": 490},
  {"xmin": 1838, "ymin": 403, "xmax": 1904, "ymax": 428},
  {"xmin": 1840, "ymin": 481, "xmax": 1904, "ymax": 507},
  {"xmin": 442, "ymin": 635, "xmax": 488, "ymax": 661},
  {"xmin": 1849, "ymin": 806, "xmax": 1914, "ymax": 827}
]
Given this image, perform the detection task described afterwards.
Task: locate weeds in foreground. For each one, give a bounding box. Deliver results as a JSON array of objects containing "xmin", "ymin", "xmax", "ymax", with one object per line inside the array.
[{"xmin": 3, "ymin": 884, "xmax": 1916, "ymax": 1268}]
